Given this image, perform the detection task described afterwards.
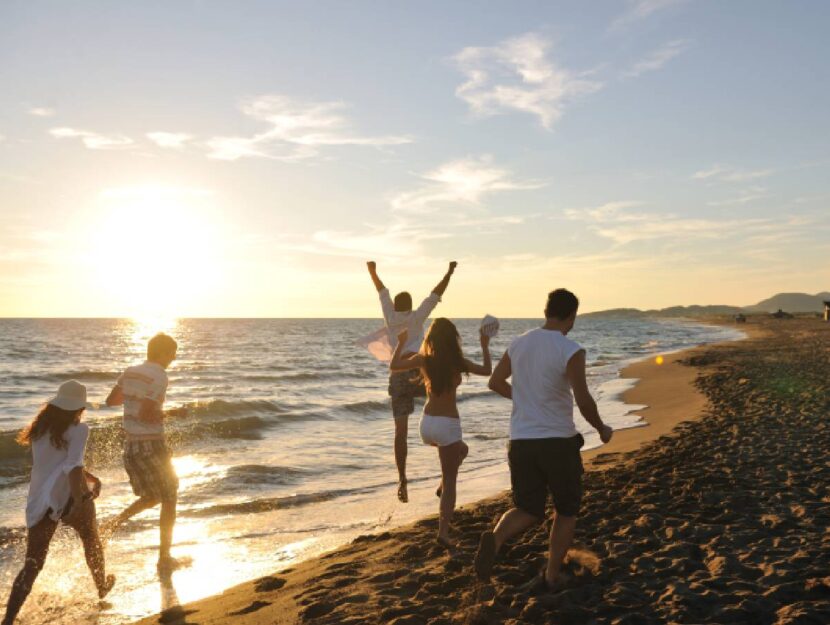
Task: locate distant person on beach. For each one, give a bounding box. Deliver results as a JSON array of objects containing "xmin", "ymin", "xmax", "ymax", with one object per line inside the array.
[
  {"xmin": 474, "ymin": 289, "xmax": 613, "ymax": 590},
  {"xmin": 2, "ymin": 381, "xmax": 114, "ymax": 625},
  {"xmin": 367, "ymin": 261, "xmax": 458, "ymax": 503},
  {"xmin": 103, "ymin": 332, "xmax": 180, "ymax": 573},
  {"xmin": 390, "ymin": 319, "xmax": 491, "ymax": 548}
]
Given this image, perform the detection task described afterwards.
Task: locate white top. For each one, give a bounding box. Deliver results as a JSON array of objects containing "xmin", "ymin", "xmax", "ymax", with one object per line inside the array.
[
  {"xmin": 117, "ymin": 361, "xmax": 168, "ymax": 440},
  {"xmin": 379, "ymin": 288, "xmax": 441, "ymax": 355},
  {"xmin": 25, "ymin": 422, "xmax": 89, "ymax": 527},
  {"xmin": 507, "ymin": 328, "xmax": 584, "ymax": 440}
]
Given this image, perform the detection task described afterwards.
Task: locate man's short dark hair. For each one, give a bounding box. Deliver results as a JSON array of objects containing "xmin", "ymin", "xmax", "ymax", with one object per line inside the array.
[
  {"xmin": 545, "ymin": 289, "xmax": 579, "ymax": 320},
  {"xmin": 394, "ymin": 291, "xmax": 413, "ymax": 312},
  {"xmin": 147, "ymin": 333, "xmax": 177, "ymax": 361}
]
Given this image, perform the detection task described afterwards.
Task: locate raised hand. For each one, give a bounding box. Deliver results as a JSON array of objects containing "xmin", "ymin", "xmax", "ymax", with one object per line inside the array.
[
  {"xmin": 367, "ymin": 261, "xmax": 377, "ymax": 273},
  {"xmin": 479, "ymin": 329, "xmax": 490, "ymax": 347},
  {"xmin": 448, "ymin": 261, "xmax": 458, "ymax": 274}
]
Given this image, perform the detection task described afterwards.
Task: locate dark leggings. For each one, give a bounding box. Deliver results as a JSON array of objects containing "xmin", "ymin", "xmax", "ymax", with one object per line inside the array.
[{"xmin": 2, "ymin": 505, "xmax": 108, "ymax": 625}]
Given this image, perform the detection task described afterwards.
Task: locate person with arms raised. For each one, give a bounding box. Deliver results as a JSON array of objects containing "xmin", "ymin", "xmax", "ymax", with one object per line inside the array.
[{"xmin": 366, "ymin": 261, "xmax": 457, "ymax": 503}]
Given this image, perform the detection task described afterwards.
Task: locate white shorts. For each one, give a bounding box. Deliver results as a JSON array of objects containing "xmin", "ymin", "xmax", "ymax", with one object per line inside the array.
[{"xmin": 419, "ymin": 414, "xmax": 463, "ymax": 447}]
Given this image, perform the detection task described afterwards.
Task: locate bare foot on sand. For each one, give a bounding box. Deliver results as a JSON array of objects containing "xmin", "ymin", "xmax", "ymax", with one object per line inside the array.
[
  {"xmin": 397, "ymin": 480, "xmax": 408, "ymax": 503},
  {"xmin": 157, "ymin": 556, "xmax": 185, "ymax": 575},
  {"xmin": 436, "ymin": 536, "xmax": 455, "ymax": 551}
]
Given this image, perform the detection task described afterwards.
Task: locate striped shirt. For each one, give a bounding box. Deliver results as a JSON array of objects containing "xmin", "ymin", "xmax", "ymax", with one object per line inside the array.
[{"xmin": 117, "ymin": 361, "xmax": 168, "ymax": 440}]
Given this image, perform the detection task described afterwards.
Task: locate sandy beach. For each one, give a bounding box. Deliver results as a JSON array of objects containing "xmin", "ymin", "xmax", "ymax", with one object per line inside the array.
[{"xmin": 127, "ymin": 315, "xmax": 830, "ymax": 624}]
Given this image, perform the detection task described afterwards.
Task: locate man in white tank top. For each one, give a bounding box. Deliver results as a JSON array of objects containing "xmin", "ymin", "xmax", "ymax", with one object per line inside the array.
[{"xmin": 474, "ymin": 289, "xmax": 613, "ymax": 590}]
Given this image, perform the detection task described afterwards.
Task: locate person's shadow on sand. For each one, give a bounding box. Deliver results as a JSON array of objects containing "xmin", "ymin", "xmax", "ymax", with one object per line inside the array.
[{"xmin": 156, "ymin": 570, "xmax": 197, "ymax": 625}]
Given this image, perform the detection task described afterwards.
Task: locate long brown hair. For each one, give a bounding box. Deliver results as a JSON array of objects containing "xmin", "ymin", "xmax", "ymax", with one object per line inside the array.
[
  {"xmin": 420, "ymin": 318, "xmax": 468, "ymax": 396},
  {"xmin": 17, "ymin": 404, "xmax": 83, "ymax": 450}
]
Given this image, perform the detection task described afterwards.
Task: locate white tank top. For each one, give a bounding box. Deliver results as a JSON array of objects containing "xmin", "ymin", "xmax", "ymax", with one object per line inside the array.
[{"xmin": 507, "ymin": 328, "xmax": 583, "ymax": 440}]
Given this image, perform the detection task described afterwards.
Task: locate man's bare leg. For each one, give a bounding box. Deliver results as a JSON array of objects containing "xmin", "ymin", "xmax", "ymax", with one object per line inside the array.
[
  {"xmin": 545, "ymin": 513, "xmax": 576, "ymax": 587},
  {"xmin": 101, "ymin": 496, "xmax": 159, "ymax": 539},
  {"xmin": 394, "ymin": 415, "xmax": 408, "ymax": 502},
  {"xmin": 475, "ymin": 507, "xmax": 539, "ymax": 580},
  {"xmin": 157, "ymin": 495, "xmax": 178, "ymax": 571}
]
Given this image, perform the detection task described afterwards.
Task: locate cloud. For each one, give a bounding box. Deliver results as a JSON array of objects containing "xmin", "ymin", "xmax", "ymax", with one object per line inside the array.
[
  {"xmin": 611, "ymin": 0, "xmax": 688, "ymax": 30},
  {"xmin": 622, "ymin": 39, "xmax": 691, "ymax": 78},
  {"xmin": 146, "ymin": 132, "xmax": 192, "ymax": 149},
  {"xmin": 565, "ymin": 200, "xmax": 759, "ymax": 244},
  {"xmin": 692, "ymin": 164, "xmax": 774, "ymax": 182},
  {"xmin": 293, "ymin": 156, "xmax": 540, "ymax": 262},
  {"xmin": 49, "ymin": 127, "xmax": 134, "ymax": 150},
  {"xmin": 392, "ymin": 155, "xmax": 545, "ymax": 214},
  {"xmin": 563, "ymin": 199, "xmax": 814, "ymax": 246},
  {"xmin": 28, "ymin": 107, "xmax": 56, "ymax": 117},
  {"xmin": 452, "ymin": 33, "xmax": 603, "ymax": 129},
  {"xmin": 564, "ymin": 201, "xmax": 645, "ymax": 222},
  {"xmin": 205, "ymin": 95, "xmax": 413, "ymax": 161},
  {"xmin": 707, "ymin": 188, "xmax": 767, "ymax": 206}
]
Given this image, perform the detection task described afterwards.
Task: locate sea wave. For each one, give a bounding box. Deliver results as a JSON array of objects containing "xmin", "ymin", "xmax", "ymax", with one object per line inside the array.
[{"xmin": 182, "ymin": 485, "xmax": 376, "ymax": 517}]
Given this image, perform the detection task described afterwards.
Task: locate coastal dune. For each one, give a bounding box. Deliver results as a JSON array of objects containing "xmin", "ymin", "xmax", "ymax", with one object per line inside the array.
[{"xmin": 134, "ymin": 317, "xmax": 830, "ymax": 625}]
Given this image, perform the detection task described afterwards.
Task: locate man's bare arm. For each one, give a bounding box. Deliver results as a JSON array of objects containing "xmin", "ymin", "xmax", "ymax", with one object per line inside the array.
[
  {"xmin": 431, "ymin": 261, "xmax": 457, "ymax": 296},
  {"xmin": 105, "ymin": 385, "xmax": 124, "ymax": 407},
  {"xmin": 367, "ymin": 261, "xmax": 385, "ymax": 292},
  {"xmin": 488, "ymin": 352, "xmax": 512, "ymax": 399},
  {"xmin": 566, "ymin": 350, "xmax": 612, "ymax": 443}
]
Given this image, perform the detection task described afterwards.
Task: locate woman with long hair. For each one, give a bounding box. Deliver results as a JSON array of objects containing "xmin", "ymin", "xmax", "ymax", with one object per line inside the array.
[
  {"xmin": 2, "ymin": 381, "xmax": 114, "ymax": 625},
  {"xmin": 390, "ymin": 318, "xmax": 491, "ymax": 548}
]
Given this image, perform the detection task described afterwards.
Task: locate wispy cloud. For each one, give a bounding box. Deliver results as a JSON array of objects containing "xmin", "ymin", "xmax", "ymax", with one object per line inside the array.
[
  {"xmin": 146, "ymin": 132, "xmax": 192, "ymax": 149},
  {"xmin": 295, "ymin": 156, "xmax": 540, "ymax": 261},
  {"xmin": 611, "ymin": 0, "xmax": 688, "ymax": 30},
  {"xmin": 205, "ymin": 95, "xmax": 413, "ymax": 161},
  {"xmin": 564, "ymin": 201, "xmax": 645, "ymax": 222},
  {"xmin": 392, "ymin": 155, "xmax": 544, "ymax": 214},
  {"xmin": 453, "ymin": 33, "xmax": 603, "ymax": 129},
  {"xmin": 622, "ymin": 39, "xmax": 691, "ymax": 78},
  {"xmin": 692, "ymin": 164, "xmax": 774, "ymax": 182},
  {"xmin": 564, "ymin": 199, "xmax": 812, "ymax": 246},
  {"xmin": 49, "ymin": 127, "xmax": 134, "ymax": 150},
  {"xmin": 707, "ymin": 187, "xmax": 767, "ymax": 206},
  {"xmin": 565, "ymin": 200, "xmax": 756, "ymax": 244},
  {"xmin": 28, "ymin": 107, "xmax": 56, "ymax": 117}
]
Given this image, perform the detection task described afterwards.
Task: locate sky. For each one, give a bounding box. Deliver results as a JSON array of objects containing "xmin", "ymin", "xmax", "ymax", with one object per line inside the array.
[{"xmin": 1, "ymin": 0, "xmax": 829, "ymax": 318}]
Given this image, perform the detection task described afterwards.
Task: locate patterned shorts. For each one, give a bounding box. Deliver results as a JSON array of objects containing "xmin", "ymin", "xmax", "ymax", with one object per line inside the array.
[
  {"xmin": 388, "ymin": 370, "xmax": 426, "ymax": 418},
  {"xmin": 123, "ymin": 439, "xmax": 179, "ymax": 501}
]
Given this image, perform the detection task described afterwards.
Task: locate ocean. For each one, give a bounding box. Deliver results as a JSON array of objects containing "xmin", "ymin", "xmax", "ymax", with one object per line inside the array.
[{"xmin": 0, "ymin": 317, "xmax": 743, "ymax": 624}]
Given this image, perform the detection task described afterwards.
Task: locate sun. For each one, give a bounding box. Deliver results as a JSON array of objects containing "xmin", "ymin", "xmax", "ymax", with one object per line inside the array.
[{"xmin": 86, "ymin": 185, "xmax": 225, "ymax": 319}]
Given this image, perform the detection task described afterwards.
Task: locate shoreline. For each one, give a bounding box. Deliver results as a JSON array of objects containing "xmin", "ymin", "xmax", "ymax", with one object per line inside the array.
[{"xmin": 131, "ymin": 318, "xmax": 760, "ymax": 625}]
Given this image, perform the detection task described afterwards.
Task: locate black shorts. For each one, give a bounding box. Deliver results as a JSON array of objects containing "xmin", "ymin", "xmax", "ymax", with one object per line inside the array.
[{"xmin": 508, "ymin": 434, "xmax": 585, "ymax": 518}]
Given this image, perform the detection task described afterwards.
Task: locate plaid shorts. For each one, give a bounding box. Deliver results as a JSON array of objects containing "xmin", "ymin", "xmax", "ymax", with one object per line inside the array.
[
  {"xmin": 388, "ymin": 370, "xmax": 426, "ymax": 418},
  {"xmin": 123, "ymin": 439, "xmax": 179, "ymax": 501}
]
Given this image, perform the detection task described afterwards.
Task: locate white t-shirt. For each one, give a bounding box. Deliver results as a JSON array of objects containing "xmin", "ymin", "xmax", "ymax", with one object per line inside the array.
[
  {"xmin": 117, "ymin": 361, "xmax": 168, "ymax": 440},
  {"xmin": 26, "ymin": 422, "xmax": 89, "ymax": 527},
  {"xmin": 508, "ymin": 328, "xmax": 584, "ymax": 440},
  {"xmin": 379, "ymin": 288, "xmax": 441, "ymax": 355}
]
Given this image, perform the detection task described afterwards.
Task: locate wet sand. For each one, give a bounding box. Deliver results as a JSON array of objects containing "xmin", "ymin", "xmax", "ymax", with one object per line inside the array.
[{"xmin": 132, "ymin": 317, "xmax": 830, "ymax": 625}]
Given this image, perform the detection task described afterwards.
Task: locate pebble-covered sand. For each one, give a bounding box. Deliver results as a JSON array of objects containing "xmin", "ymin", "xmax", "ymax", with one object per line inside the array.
[{"xmin": 136, "ymin": 317, "xmax": 830, "ymax": 625}]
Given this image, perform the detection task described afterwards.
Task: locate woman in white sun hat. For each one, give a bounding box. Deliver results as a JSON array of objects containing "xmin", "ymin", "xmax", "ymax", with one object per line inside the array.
[{"xmin": 2, "ymin": 380, "xmax": 114, "ymax": 625}]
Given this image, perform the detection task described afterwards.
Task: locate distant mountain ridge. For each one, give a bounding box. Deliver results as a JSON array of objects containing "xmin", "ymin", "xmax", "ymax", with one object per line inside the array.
[{"xmin": 585, "ymin": 291, "xmax": 829, "ymax": 318}]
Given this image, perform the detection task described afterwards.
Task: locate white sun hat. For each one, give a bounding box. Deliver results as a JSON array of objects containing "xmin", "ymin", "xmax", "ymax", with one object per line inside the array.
[{"xmin": 48, "ymin": 380, "xmax": 88, "ymax": 411}]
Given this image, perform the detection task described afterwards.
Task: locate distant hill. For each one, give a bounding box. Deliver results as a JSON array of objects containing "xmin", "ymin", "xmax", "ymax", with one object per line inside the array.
[
  {"xmin": 585, "ymin": 291, "xmax": 829, "ymax": 318},
  {"xmin": 743, "ymin": 292, "xmax": 830, "ymax": 313}
]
